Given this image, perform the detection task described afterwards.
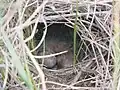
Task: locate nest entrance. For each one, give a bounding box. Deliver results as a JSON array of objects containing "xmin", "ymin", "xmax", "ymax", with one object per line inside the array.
[
  {"xmin": 35, "ymin": 23, "xmax": 84, "ymax": 70},
  {"xmin": 33, "ymin": 23, "xmax": 98, "ymax": 88}
]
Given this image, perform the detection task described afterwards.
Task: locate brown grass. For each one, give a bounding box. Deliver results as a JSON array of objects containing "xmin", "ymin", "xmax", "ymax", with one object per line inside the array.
[{"xmin": 0, "ymin": 0, "xmax": 114, "ymax": 90}]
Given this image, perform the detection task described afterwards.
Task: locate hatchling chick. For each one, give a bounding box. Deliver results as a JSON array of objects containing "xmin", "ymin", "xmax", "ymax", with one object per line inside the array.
[
  {"xmin": 45, "ymin": 39, "xmax": 73, "ymax": 69},
  {"xmin": 38, "ymin": 49, "xmax": 57, "ymax": 69},
  {"xmin": 56, "ymin": 50, "xmax": 73, "ymax": 69}
]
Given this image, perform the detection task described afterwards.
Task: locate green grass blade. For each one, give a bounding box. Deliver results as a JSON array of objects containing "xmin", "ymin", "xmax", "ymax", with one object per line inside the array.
[{"xmin": 1, "ymin": 30, "xmax": 34, "ymax": 90}]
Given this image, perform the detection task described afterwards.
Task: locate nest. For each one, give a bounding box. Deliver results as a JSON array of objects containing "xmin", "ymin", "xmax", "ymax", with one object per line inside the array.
[{"xmin": 0, "ymin": 0, "xmax": 113, "ymax": 90}]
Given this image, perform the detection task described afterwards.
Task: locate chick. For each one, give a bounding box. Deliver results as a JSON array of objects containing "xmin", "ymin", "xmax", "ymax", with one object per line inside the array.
[{"xmin": 43, "ymin": 50, "xmax": 57, "ymax": 69}]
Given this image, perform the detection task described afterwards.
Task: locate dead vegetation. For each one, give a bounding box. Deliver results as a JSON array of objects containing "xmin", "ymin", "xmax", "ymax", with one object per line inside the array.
[{"xmin": 0, "ymin": 0, "xmax": 114, "ymax": 90}]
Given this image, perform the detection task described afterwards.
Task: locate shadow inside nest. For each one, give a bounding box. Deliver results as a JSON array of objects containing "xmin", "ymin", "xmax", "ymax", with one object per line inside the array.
[
  {"xmin": 30, "ymin": 22, "xmax": 110, "ymax": 89},
  {"xmin": 35, "ymin": 23, "xmax": 85, "ymax": 70},
  {"xmin": 33, "ymin": 23, "xmax": 95, "ymax": 88}
]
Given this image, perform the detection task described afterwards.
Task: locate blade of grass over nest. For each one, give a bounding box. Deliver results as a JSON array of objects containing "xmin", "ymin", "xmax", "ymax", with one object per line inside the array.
[
  {"xmin": 73, "ymin": 0, "xmax": 79, "ymax": 65},
  {"xmin": 113, "ymin": 0, "xmax": 120, "ymax": 90},
  {"xmin": 24, "ymin": 61, "xmax": 37, "ymax": 90},
  {"xmin": 73, "ymin": 22, "xmax": 77, "ymax": 65},
  {"xmin": 0, "ymin": 0, "xmax": 9, "ymax": 25},
  {"xmin": 42, "ymin": 39, "xmax": 46, "ymax": 68},
  {"xmin": 24, "ymin": 44, "xmax": 46, "ymax": 90},
  {"xmin": 1, "ymin": 50, "xmax": 9, "ymax": 89},
  {"xmin": 1, "ymin": 30, "xmax": 34, "ymax": 90}
]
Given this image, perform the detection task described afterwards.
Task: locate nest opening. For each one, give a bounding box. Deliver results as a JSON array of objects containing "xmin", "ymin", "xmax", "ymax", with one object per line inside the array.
[{"xmin": 35, "ymin": 22, "xmax": 85, "ymax": 70}]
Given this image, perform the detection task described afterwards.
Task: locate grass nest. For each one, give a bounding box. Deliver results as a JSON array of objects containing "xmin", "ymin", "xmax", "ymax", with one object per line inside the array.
[{"xmin": 0, "ymin": 0, "xmax": 113, "ymax": 90}]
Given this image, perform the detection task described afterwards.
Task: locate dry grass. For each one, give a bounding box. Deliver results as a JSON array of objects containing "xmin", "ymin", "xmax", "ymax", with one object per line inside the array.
[{"xmin": 0, "ymin": 0, "xmax": 114, "ymax": 90}]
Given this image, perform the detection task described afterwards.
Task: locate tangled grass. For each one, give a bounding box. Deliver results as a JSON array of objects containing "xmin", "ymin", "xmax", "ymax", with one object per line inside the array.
[{"xmin": 0, "ymin": 0, "xmax": 118, "ymax": 90}]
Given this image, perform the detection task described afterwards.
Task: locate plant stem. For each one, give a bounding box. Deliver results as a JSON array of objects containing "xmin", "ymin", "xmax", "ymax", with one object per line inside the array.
[
  {"xmin": 113, "ymin": 0, "xmax": 120, "ymax": 90},
  {"xmin": 73, "ymin": 0, "xmax": 78, "ymax": 65}
]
